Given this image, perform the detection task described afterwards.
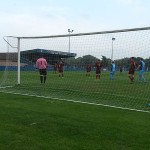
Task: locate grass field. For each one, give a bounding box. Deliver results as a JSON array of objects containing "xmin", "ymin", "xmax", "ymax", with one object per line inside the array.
[
  {"xmin": 0, "ymin": 70, "xmax": 150, "ymax": 149},
  {"xmin": 0, "ymin": 92, "xmax": 150, "ymax": 150},
  {"xmin": 0, "ymin": 70, "xmax": 150, "ymax": 111}
]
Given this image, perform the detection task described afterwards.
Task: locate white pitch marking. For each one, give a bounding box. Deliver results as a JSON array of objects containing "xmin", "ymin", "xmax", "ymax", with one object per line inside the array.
[{"xmin": 0, "ymin": 91, "xmax": 150, "ymax": 114}]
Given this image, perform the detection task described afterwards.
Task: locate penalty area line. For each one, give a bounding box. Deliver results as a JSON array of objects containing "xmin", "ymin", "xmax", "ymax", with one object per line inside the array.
[{"xmin": 0, "ymin": 91, "xmax": 150, "ymax": 114}]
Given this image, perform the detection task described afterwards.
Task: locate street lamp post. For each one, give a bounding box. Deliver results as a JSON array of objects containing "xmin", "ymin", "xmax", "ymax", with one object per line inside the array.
[
  {"xmin": 111, "ymin": 37, "xmax": 115, "ymax": 60},
  {"xmin": 68, "ymin": 29, "xmax": 74, "ymax": 53}
]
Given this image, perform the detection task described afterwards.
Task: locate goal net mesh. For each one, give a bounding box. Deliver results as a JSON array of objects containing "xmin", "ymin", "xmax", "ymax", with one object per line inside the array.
[{"xmin": 1, "ymin": 28, "xmax": 150, "ymax": 112}]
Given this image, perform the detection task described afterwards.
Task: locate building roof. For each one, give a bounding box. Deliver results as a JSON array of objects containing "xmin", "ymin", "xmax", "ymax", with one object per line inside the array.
[{"xmin": 0, "ymin": 49, "xmax": 77, "ymax": 64}]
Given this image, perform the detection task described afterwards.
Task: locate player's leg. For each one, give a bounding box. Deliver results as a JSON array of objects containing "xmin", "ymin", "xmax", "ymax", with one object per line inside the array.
[
  {"xmin": 87, "ymin": 71, "xmax": 90, "ymax": 77},
  {"xmin": 110, "ymin": 72, "xmax": 112, "ymax": 80},
  {"xmin": 40, "ymin": 75, "xmax": 43, "ymax": 83},
  {"xmin": 98, "ymin": 72, "xmax": 101, "ymax": 79},
  {"xmin": 131, "ymin": 74, "xmax": 134, "ymax": 83},
  {"xmin": 61, "ymin": 70, "xmax": 64, "ymax": 77},
  {"xmin": 95, "ymin": 70, "xmax": 98, "ymax": 79},
  {"xmin": 39, "ymin": 69, "xmax": 43, "ymax": 83},
  {"xmin": 128, "ymin": 73, "xmax": 132, "ymax": 83},
  {"xmin": 128, "ymin": 71, "xmax": 131, "ymax": 81},
  {"xmin": 96, "ymin": 74, "xmax": 98, "ymax": 80},
  {"xmin": 89, "ymin": 71, "xmax": 91, "ymax": 77},
  {"xmin": 140, "ymin": 70, "xmax": 146, "ymax": 82},
  {"xmin": 128, "ymin": 70, "xmax": 134, "ymax": 83},
  {"xmin": 58, "ymin": 70, "xmax": 61, "ymax": 77},
  {"xmin": 43, "ymin": 69, "xmax": 47, "ymax": 83},
  {"xmin": 112, "ymin": 71, "xmax": 115, "ymax": 80}
]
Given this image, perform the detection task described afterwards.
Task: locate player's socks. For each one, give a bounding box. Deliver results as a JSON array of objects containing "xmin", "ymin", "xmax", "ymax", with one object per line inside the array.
[
  {"xmin": 40, "ymin": 76, "xmax": 43, "ymax": 83},
  {"xmin": 96, "ymin": 75, "xmax": 97, "ymax": 80},
  {"xmin": 44, "ymin": 76, "xmax": 46, "ymax": 83}
]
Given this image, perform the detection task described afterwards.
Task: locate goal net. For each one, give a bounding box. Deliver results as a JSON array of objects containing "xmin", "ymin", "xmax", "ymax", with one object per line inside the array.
[{"xmin": 1, "ymin": 27, "xmax": 150, "ymax": 112}]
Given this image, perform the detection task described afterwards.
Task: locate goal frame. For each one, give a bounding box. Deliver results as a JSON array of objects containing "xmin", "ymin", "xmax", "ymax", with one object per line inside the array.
[{"xmin": 3, "ymin": 26, "xmax": 150, "ymax": 85}]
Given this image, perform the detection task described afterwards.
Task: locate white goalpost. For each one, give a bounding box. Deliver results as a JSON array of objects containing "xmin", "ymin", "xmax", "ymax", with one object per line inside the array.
[{"xmin": 1, "ymin": 27, "xmax": 150, "ymax": 112}]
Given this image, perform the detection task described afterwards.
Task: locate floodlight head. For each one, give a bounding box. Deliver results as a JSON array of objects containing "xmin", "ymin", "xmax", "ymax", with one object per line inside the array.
[
  {"xmin": 112, "ymin": 37, "xmax": 115, "ymax": 41},
  {"xmin": 68, "ymin": 29, "xmax": 74, "ymax": 33}
]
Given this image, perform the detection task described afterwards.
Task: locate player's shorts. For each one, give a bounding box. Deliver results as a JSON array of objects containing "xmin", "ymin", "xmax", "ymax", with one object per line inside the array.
[
  {"xmin": 110, "ymin": 71, "xmax": 115, "ymax": 75},
  {"xmin": 39, "ymin": 69, "xmax": 47, "ymax": 76},
  {"xmin": 58, "ymin": 69, "xmax": 63, "ymax": 73},
  {"xmin": 128, "ymin": 69, "xmax": 135, "ymax": 75},
  {"xmin": 54, "ymin": 68, "xmax": 57, "ymax": 71},
  {"xmin": 87, "ymin": 70, "xmax": 91, "ymax": 72},
  {"xmin": 120, "ymin": 69, "xmax": 123, "ymax": 72},
  {"xmin": 139, "ymin": 70, "xmax": 144, "ymax": 76},
  {"xmin": 96, "ymin": 70, "xmax": 101, "ymax": 74}
]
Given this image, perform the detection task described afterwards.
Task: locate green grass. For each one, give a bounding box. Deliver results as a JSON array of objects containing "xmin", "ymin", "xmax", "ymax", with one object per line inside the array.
[
  {"xmin": 0, "ymin": 92, "xmax": 150, "ymax": 150},
  {"xmin": 0, "ymin": 71, "xmax": 150, "ymax": 111}
]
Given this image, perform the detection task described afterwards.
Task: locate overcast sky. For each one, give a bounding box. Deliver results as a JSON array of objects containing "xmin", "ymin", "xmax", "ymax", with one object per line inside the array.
[
  {"xmin": 1, "ymin": 0, "xmax": 150, "ymax": 36},
  {"xmin": 1, "ymin": 0, "xmax": 150, "ymax": 59}
]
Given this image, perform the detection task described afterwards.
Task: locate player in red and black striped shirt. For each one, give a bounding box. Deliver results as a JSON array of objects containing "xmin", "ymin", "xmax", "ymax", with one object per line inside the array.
[
  {"xmin": 53, "ymin": 63, "xmax": 57, "ymax": 75},
  {"xmin": 128, "ymin": 57, "xmax": 137, "ymax": 83},
  {"xmin": 86, "ymin": 64, "xmax": 92, "ymax": 77},
  {"xmin": 95, "ymin": 59, "xmax": 102, "ymax": 80},
  {"xmin": 58, "ymin": 60, "xmax": 64, "ymax": 78}
]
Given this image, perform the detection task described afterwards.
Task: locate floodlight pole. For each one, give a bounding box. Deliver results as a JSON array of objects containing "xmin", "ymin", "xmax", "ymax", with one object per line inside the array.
[
  {"xmin": 17, "ymin": 38, "xmax": 21, "ymax": 85},
  {"xmin": 111, "ymin": 37, "xmax": 115, "ymax": 60},
  {"xmin": 68, "ymin": 29, "xmax": 74, "ymax": 53}
]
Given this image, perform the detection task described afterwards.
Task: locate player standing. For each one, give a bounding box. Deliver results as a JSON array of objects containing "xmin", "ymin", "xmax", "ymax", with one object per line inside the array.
[
  {"xmin": 119, "ymin": 65, "xmax": 123, "ymax": 75},
  {"xmin": 128, "ymin": 57, "xmax": 137, "ymax": 83},
  {"xmin": 95, "ymin": 59, "xmax": 102, "ymax": 80},
  {"xmin": 53, "ymin": 63, "xmax": 57, "ymax": 75},
  {"xmin": 58, "ymin": 60, "xmax": 64, "ymax": 78},
  {"xmin": 137, "ymin": 58, "xmax": 146, "ymax": 83},
  {"xmin": 36, "ymin": 56, "xmax": 48, "ymax": 84},
  {"xmin": 110, "ymin": 61, "xmax": 116, "ymax": 80},
  {"xmin": 86, "ymin": 64, "xmax": 92, "ymax": 77}
]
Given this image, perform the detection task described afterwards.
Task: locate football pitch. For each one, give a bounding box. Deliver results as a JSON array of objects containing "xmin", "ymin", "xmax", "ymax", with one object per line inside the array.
[{"xmin": 0, "ymin": 71, "xmax": 150, "ymax": 149}]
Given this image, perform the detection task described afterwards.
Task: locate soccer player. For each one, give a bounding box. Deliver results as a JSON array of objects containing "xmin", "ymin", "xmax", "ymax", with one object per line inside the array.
[
  {"xmin": 36, "ymin": 56, "xmax": 48, "ymax": 84},
  {"xmin": 57, "ymin": 60, "xmax": 64, "ymax": 78},
  {"xmin": 95, "ymin": 59, "xmax": 102, "ymax": 80},
  {"xmin": 137, "ymin": 58, "xmax": 146, "ymax": 83},
  {"xmin": 119, "ymin": 65, "xmax": 123, "ymax": 75},
  {"xmin": 86, "ymin": 64, "xmax": 92, "ymax": 77},
  {"xmin": 128, "ymin": 57, "xmax": 137, "ymax": 83},
  {"xmin": 110, "ymin": 61, "xmax": 115, "ymax": 80},
  {"xmin": 53, "ymin": 63, "xmax": 57, "ymax": 75}
]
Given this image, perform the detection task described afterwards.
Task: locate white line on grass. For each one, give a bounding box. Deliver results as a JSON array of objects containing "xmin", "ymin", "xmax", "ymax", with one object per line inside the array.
[
  {"xmin": 0, "ymin": 90, "xmax": 150, "ymax": 114},
  {"xmin": 27, "ymin": 85, "xmax": 149, "ymax": 101},
  {"xmin": 0, "ymin": 86, "xmax": 13, "ymax": 89}
]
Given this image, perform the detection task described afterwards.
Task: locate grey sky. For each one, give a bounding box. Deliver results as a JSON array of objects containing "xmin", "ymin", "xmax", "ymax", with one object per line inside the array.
[{"xmin": 1, "ymin": 0, "xmax": 150, "ymax": 59}]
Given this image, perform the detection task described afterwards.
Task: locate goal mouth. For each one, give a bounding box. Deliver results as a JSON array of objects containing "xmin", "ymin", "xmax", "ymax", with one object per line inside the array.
[{"xmin": 1, "ymin": 26, "xmax": 150, "ymax": 112}]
